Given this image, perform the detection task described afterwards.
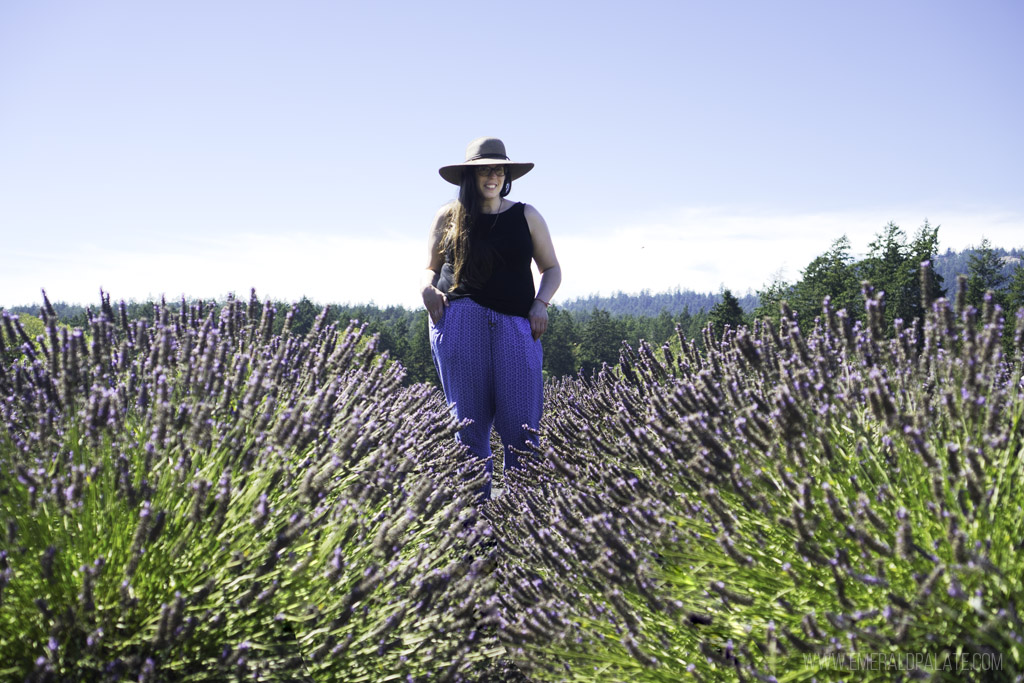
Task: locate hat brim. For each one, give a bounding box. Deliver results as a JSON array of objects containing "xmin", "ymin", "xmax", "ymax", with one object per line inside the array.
[{"xmin": 438, "ymin": 160, "xmax": 534, "ymax": 185}]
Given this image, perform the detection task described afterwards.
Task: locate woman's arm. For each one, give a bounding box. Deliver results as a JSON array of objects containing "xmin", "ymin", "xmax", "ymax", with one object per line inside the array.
[
  {"xmin": 524, "ymin": 204, "xmax": 561, "ymax": 341},
  {"xmin": 421, "ymin": 205, "xmax": 450, "ymax": 324}
]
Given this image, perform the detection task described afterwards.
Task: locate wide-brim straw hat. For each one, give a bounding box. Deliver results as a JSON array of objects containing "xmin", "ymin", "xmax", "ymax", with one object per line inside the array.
[{"xmin": 438, "ymin": 137, "xmax": 534, "ymax": 185}]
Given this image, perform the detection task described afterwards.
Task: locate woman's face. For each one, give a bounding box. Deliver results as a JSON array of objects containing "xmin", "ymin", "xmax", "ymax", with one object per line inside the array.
[{"xmin": 474, "ymin": 165, "xmax": 506, "ymax": 201}]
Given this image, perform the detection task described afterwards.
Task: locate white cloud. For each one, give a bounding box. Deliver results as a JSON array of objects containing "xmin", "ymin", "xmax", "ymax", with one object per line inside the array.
[
  {"xmin": 4, "ymin": 207, "xmax": 1022, "ymax": 309},
  {"xmin": 3, "ymin": 233, "xmax": 425, "ymax": 309}
]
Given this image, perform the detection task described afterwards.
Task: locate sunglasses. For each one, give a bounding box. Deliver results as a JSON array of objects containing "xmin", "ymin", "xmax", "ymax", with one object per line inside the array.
[{"xmin": 474, "ymin": 165, "xmax": 507, "ymax": 178}]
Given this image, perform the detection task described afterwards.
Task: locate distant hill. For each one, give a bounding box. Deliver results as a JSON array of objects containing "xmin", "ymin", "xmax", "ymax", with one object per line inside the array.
[
  {"xmin": 932, "ymin": 246, "xmax": 1023, "ymax": 299},
  {"xmin": 558, "ymin": 288, "xmax": 758, "ymax": 318}
]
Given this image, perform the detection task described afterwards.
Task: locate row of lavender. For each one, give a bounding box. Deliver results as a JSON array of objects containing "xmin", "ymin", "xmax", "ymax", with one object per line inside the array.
[
  {"xmin": 4, "ymin": 268, "xmax": 1024, "ymax": 681},
  {"xmin": 490, "ymin": 273, "xmax": 1024, "ymax": 681},
  {"xmin": 1, "ymin": 291, "xmax": 496, "ymax": 681}
]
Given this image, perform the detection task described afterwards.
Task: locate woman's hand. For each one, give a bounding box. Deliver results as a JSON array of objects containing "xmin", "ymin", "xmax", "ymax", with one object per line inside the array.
[
  {"xmin": 423, "ymin": 207, "xmax": 451, "ymax": 325},
  {"xmin": 422, "ymin": 285, "xmax": 448, "ymax": 325},
  {"xmin": 524, "ymin": 204, "xmax": 560, "ymax": 342},
  {"xmin": 528, "ymin": 298, "xmax": 548, "ymax": 340}
]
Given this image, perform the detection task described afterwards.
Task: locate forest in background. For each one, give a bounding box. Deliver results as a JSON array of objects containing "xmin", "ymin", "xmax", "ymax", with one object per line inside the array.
[{"xmin": 6, "ymin": 222, "xmax": 1024, "ymax": 386}]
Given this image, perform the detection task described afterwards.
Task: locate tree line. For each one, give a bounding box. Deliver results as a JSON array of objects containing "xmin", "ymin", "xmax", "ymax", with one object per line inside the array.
[
  {"xmin": 6, "ymin": 222, "xmax": 1022, "ymax": 384},
  {"xmin": 747, "ymin": 221, "xmax": 1024, "ymax": 339}
]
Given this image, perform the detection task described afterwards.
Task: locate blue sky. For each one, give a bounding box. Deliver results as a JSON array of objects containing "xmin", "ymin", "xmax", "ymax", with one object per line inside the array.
[{"xmin": 2, "ymin": 0, "xmax": 1022, "ymax": 310}]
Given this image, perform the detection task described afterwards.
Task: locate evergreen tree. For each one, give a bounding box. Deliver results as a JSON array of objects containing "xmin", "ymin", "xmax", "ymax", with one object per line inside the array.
[
  {"xmin": 859, "ymin": 220, "xmax": 944, "ymax": 335},
  {"xmin": 287, "ymin": 296, "xmax": 320, "ymax": 337},
  {"xmin": 908, "ymin": 219, "xmax": 946, "ymax": 313},
  {"xmin": 789, "ymin": 236, "xmax": 860, "ymax": 330},
  {"xmin": 649, "ymin": 310, "xmax": 677, "ymax": 347},
  {"xmin": 861, "ymin": 222, "xmax": 908, "ymax": 328},
  {"xmin": 1005, "ymin": 265, "xmax": 1024, "ymax": 321},
  {"xmin": 752, "ymin": 273, "xmax": 792, "ymax": 324},
  {"xmin": 407, "ymin": 311, "xmax": 437, "ymax": 386},
  {"xmin": 707, "ymin": 289, "xmax": 746, "ymax": 339},
  {"xmin": 965, "ymin": 237, "xmax": 1008, "ymax": 310},
  {"xmin": 543, "ymin": 305, "xmax": 580, "ymax": 378},
  {"xmin": 576, "ymin": 308, "xmax": 624, "ymax": 375}
]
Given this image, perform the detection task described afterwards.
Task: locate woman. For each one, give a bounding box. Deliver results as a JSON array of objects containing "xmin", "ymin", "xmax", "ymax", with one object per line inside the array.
[{"xmin": 421, "ymin": 137, "xmax": 561, "ymax": 501}]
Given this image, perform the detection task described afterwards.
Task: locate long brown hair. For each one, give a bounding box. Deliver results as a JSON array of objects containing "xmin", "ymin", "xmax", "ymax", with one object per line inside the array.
[{"xmin": 441, "ymin": 166, "xmax": 511, "ymax": 289}]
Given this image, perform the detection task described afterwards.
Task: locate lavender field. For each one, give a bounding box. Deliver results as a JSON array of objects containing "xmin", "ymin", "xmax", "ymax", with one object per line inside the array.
[{"xmin": 2, "ymin": 271, "xmax": 1024, "ymax": 682}]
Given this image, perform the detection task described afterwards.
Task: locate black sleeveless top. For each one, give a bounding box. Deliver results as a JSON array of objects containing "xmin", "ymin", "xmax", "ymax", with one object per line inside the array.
[{"xmin": 437, "ymin": 202, "xmax": 536, "ymax": 318}]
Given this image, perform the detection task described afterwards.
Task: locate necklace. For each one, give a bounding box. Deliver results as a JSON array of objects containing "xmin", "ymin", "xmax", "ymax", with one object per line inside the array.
[{"xmin": 487, "ymin": 199, "xmax": 502, "ymax": 230}]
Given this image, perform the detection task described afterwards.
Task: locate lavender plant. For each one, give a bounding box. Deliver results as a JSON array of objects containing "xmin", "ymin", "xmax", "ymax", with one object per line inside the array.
[
  {"xmin": 1, "ymin": 291, "xmax": 496, "ymax": 681},
  {"xmin": 489, "ymin": 267, "xmax": 1024, "ymax": 682}
]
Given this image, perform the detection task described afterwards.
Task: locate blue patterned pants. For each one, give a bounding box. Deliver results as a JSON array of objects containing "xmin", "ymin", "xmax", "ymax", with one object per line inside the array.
[{"xmin": 429, "ymin": 298, "xmax": 544, "ymax": 501}]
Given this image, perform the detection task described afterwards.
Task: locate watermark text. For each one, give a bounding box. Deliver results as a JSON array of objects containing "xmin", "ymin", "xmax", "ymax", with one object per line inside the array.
[{"xmin": 805, "ymin": 652, "xmax": 1002, "ymax": 673}]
